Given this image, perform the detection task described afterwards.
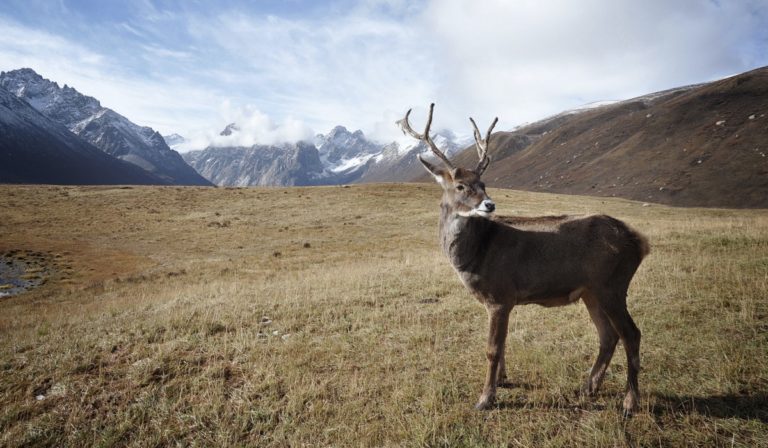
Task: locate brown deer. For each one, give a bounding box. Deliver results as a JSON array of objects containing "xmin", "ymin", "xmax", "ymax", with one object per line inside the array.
[{"xmin": 399, "ymin": 103, "xmax": 650, "ymax": 415}]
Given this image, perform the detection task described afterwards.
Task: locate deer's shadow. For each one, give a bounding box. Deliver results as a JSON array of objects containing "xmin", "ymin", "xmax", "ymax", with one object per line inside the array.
[
  {"xmin": 488, "ymin": 388, "xmax": 767, "ymax": 422},
  {"xmin": 650, "ymin": 392, "xmax": 768, "ymax": 423}
]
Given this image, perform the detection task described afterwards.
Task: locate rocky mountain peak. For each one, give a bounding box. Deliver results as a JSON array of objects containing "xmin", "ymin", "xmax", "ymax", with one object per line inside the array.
[
  {"xmin": 163, "ymin": 133, "xmax": 186, "ymax": 150},
  {"xmin": 179, "ymin": 119, "xmax": 470, "ymax": 187},
  {"xmin": 220, "ymin": 123, "xmax": 240, "ymax": 136},
  {"xmin": 0, "ymin": 69, "xmax": 103, "ymax": 125},
  {"xmin": 326, "ymin": 125, "xmax": 349, "ymax": 137},
  {"xmin": 316, "ymin": 125, "xmax": 380, "ymax": 163},
  {"xmin": 1, "ymin": 68, "xmax": 45, "ymax": 85}
]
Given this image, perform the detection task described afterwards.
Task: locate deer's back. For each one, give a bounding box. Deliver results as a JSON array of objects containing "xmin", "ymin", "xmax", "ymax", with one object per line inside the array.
[{"xmin": 462, "ymin": 213, "xmax": 648, "ymax": 304}]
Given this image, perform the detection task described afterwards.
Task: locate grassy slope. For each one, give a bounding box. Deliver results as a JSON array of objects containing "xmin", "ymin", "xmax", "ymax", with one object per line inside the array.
[
  {"xmin": 440, "ymin": 67, "xmax": 768, "ymax": 209},
  {"xmin": 0, "ymin": 184, "xmax": 766, "ymax": 447}
]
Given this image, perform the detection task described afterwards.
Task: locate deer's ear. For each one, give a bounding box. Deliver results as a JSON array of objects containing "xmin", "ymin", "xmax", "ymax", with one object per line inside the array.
[{"xmin": 418, "ymin": 154, "xmax": 449, "ymax": 186}]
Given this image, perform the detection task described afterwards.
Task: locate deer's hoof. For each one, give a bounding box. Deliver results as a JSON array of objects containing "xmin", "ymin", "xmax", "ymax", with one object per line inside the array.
[
  {"xmin": 622, "ymin": 393, "xmax": 639, "ymax": 418},
  {"xmin": 580, "ymin": 381, "xmax": 597, "ymax": 398},
  {"xmin": 474, "ymin": 396, "xmax": 495, "ymax": 411}
]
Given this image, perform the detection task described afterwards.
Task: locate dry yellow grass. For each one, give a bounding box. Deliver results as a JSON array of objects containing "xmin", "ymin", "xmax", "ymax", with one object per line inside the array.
[{"xmin": 0, "ymin": 184, "xmax": 766, "ymax": 447}]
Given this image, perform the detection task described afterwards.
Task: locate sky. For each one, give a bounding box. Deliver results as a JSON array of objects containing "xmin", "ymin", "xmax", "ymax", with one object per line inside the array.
[{"xmin": 1, "ymin": 0, "xmax": 766, "ymax": 151}]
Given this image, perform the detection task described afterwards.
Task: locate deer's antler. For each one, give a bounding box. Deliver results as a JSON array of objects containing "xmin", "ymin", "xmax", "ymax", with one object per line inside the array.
[
  {"xmin": 397, "ymin": 103, "xmax": 455, "ymax": 169},
  {"xmin": 469, "ymin": 116, "xmax": 498, "ymax": 175}
]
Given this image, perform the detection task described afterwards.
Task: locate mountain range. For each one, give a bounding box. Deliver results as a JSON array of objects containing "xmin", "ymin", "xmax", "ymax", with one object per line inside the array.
[
  {"xmin": 178, "ymin": 67, "xmax": 767, "ymax": 207},
  {"xmin": 179, "ymin": 126, "xmax": 372, "ymax": 187},
  {"xmin": 0, "ymin": 68, "xmax": 211, "ymax": 186},
  {"xmin": 1, "ymin": 66, "xmax": 765, "ymax": 207},
  {"xmin": 179, "ymin": 124, "xmax": 466, "ymax": 187}
]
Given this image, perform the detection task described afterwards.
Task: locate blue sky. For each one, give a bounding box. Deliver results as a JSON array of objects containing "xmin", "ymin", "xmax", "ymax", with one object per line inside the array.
[{"xmin": 1, "ymin": 0, "xmax": 766, "ymax": 150}]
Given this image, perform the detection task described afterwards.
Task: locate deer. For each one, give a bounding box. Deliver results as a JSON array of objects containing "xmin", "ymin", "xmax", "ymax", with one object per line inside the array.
[{"xmin": 399, "ymin": 103, "xmax": 650, "ymax": 415}]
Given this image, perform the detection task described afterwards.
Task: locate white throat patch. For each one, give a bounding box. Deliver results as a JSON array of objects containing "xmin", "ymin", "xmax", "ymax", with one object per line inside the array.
[{"xmin": 457, "ymin": 209, "xmax": 492, "ymax": 218}]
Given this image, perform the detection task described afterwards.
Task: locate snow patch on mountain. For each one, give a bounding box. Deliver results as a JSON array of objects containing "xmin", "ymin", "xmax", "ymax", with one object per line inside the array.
[{"xmin": 326, "ymin": 153, "xmax": 377, "ymax": 173}]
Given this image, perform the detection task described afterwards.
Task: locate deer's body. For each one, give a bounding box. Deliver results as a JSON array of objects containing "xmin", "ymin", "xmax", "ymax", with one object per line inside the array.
[
  {"xmin": 441, "ymin": 210, "xmax": 648, "ymax": 309},
  {"xmin": 400, "ymin": 104, "xmax": 649, "ymax": 415}
]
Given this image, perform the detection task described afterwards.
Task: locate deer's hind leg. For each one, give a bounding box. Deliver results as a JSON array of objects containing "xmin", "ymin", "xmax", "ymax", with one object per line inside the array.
[
  {"xmin": 582, "ymin": 292, "xmax": 620, "ymax": 397},
  {"xmin": 600, "ymin": 294, "xmax": 642, "ymax": 416}
]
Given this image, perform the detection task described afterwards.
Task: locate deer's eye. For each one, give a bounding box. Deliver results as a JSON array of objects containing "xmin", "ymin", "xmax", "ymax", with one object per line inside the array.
[{"xmin": 456, "ymin": 185, "xmax": 465, "ymax": 191}]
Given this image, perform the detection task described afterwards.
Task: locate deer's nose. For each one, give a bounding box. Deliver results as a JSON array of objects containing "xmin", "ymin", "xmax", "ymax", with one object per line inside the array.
[{"xmin": 482, "ymin": 200, "xmax": 495, "ymax": 212}]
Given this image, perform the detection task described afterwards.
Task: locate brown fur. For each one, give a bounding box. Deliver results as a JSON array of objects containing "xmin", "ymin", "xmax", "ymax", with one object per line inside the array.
[{"xmin": 405, "ymin": 105, "xmax": 649, "ymax": 415}]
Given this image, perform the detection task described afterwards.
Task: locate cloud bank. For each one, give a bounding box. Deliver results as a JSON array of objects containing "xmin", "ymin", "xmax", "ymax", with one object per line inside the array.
[{"xmin": 177, "ymin": 103, "xmax": 316, "ymax": 151}]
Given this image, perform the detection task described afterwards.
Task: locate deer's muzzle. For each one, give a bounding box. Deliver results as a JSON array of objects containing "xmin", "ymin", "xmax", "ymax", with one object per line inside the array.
[{"xmin": 479, "ymin": 199, "xmax": 495, "ymax": 214}]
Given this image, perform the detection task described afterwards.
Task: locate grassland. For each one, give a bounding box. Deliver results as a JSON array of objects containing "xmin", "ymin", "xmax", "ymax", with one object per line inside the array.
[{"xmin": 0, "ymin": 183, "xmax": 766, "ymax": 447}]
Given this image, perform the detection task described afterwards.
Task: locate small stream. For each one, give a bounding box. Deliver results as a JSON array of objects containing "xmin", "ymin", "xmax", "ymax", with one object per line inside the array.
[{"xmin": 0, "ymin": 251, "xmax": 51, "ymax": 298}]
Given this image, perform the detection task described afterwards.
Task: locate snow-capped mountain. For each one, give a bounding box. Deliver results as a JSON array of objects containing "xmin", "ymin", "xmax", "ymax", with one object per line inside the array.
[
  {"xmin": 180, "ymin": 121, "xmax": 469, "ymax": 187},
  {"xmin": 352, "ymin": 128, "xmax": 472, "ymax": 183},
  {"xmin": 0, "ymin": 68, "xmax": 211, "ymax": 186},
  {"xmin": 314, "ymin": 126, "xmax": 384, "ymax": 180},
  {"xmin": 0, "ymin": 85, "xmax": 167, "ymax": 185},
  {"xmin": 316, "ymin": 126, "xmax": 381, "ymax": 162},
  {"xmin": 182, "ymin": 142, "xmax": 325, "ymax": 186},
  {"xmin": 182, "ymin": 121, "xmax": 329, "ymax": 186}
]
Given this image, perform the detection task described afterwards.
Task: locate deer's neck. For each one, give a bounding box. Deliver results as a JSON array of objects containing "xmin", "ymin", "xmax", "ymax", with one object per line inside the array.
[{"xmin": 439, "ymin": 201, "xmax": 497, "ymax": 273}]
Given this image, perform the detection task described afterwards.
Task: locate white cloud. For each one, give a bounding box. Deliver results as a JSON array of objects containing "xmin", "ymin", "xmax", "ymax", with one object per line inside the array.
[
  {"xmin": 178, "ymin": 103, "xmax": 315, "ymax": 151},
  {"xmin": 422, "ymin": 0, "xmax": 768, "ymax": 129},
  {"xmin": 178, "ymin": 0, "xmax": 767, "ymax": 143},
  {"xmin": 0, "ymin": 17, "xmax": 223, "ymax": 136},
  {"xmin": 0, "ymin": 17, "xmax": 105, "ymax": 74},
  {"xmin": 182, "ymin": 10, "xmax": 438, "ymax": 144},
  {"xmin": 141, "ymin": 44, "xmax": 193, "ymax": 61}
]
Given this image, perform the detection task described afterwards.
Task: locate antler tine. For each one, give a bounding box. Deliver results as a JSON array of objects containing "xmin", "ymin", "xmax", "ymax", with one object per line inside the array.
[
  {"xmin": 470, "ymin": 116, "xmax": 499, "ymax": 174},
  {"xmin": 397, "ymin": 109, "xmax": 422, "ymax": 140},
  {"xmin": 399, "ymin": 103, "xmax": 455, "ymax": 169},
  {"xmin": 469, "ymin": 117, "xmax": 484, "ymax": 158},
  {"xmin": 423, "ymin": 103, "xmax": 435, "ymax": 140},
  {"xmin": 485, "ymin": 117, "xmax": 499, "ymax": 143}
]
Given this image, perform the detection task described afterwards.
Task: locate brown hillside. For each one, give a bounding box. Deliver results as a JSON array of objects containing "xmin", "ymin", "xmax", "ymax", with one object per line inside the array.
[{"xmin": 434, "ymin": 66, "xmax": 768, "ymax": 208}]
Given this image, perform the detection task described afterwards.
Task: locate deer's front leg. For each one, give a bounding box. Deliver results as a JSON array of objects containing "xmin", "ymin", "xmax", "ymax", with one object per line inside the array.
[
  {"xmin": 475, "ymin": 304, "xmax": 512, "ymax": 410},
  {"xmin": 497, "ymin": 349, "xmax": 507, "ymax": 386}
]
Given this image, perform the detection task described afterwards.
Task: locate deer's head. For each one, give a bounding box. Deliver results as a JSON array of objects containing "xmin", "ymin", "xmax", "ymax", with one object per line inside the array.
[{"xmin": 398, "ymin": 103, "xmax": 498, "ymax": 217}]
